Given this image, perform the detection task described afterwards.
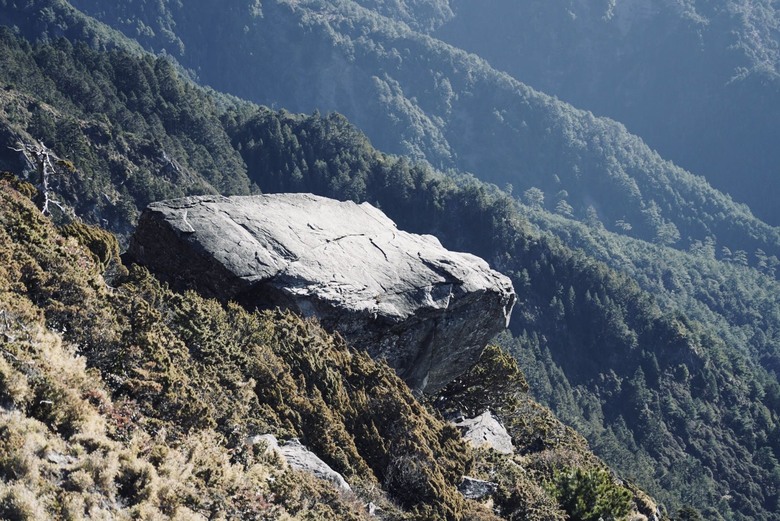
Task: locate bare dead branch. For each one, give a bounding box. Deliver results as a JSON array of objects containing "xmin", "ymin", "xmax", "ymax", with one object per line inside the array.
[{"xmin": 10, "ymin": 140, "xmax": 63, "ymax": 215}]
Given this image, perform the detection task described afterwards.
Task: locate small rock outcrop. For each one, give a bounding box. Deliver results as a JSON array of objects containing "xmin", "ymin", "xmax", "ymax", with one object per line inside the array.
[
  {"xmin": 454, "ymin": 410, "xmax": 514, "ymax": 454},
  {"xmin": 458, "ymin": 476, "xmax": 498, "ymax": 500},
  {"xmin": 128, "ymin": 194, "xmax": 515, "ymax": 392},
  {"xmin": 251, "ymin": 434, "xmax": 351, "ymax": 492}
]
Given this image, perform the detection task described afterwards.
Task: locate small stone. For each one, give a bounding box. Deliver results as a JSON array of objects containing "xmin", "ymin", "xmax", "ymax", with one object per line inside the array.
[
  {"xmin": 250, "ymin": 434, "xmax": 351, "ymax": 492},
  {"xmin": 459, "ymin": 476, "xmax": 498, "ymax": 500},
  {"xmin": 454, "ymin": 410, "xmax": 514, "ymax": 454}
]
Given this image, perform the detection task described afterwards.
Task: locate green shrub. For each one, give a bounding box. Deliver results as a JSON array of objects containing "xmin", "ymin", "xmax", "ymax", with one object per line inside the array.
[
  {"xmin": 546, "ymin": 467, "xmax": 633, "ymax": 521},
  {"xmin": 60, "ymin": 221, "xmax": 120, "ymax": 271}
]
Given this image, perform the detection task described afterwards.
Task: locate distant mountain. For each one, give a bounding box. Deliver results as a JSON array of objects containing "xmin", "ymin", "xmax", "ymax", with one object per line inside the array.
[
  {"xmin": 61, "ymin": 0, "xmax": 780, "ymax": 267},
  {"xmin": 352, "ymin": 0, "xmax": 454, "ymax": 31},
  {"xmin": 435, "ymin": 0, "xmax": 780, "ymax": 226}
]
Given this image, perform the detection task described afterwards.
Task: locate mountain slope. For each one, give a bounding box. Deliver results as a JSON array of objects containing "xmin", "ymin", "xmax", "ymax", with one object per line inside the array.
[
  {"xmin": 0, "ymin": 23, "xmax": 255, "ymax": 237},
  {"xmin": 0, "ymin": 166, "xmax": 653, "ymax": 520},
  {"xmin": 60, "ymin": 0, "xmax": 780, "ymax": 266},
  {"xmin": 223, "ymin": 105, "xmax": 780, "ymax": 520},
  {"xmin": 1, "ymin": 6, "xmax": 778, "ymax": 519},
  {"xmin": 435, "ymin": 0, "xmax": 780, "ymax": 226}
]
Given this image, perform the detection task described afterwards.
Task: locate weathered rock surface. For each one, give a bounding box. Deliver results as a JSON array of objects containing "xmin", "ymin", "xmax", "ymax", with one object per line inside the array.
[
  {"xmin": 454, "ymin": 410, "xmax": 514, "ymax": 454},
  {"xmin": 458, "ymin": 476, "xmax": 498, "ymax": 500},
  {"xmin": 128, "ymin": 193, "xmax": 515, "ymax": 392},
  {"xmin": 251, "ymin": 434, "xmax": 351, "ymax": 492}
]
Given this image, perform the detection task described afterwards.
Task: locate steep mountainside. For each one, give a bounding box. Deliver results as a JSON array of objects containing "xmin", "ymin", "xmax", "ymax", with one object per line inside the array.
[
  {"xmin": 56, "ymin": 0, "xmax": 780, "ymax": 266},
  {"xmin": 0, "ymin": 171, "xmax": 656, "ymax": 519},
  {"xmin": 435, "ymin": 0, "xmax": 780, "ymax": 226},
  {"xmin": 0, "ymin": 6, "xmax": 779, "ymax": 519},
  {"xmin": 224, "ymin": 104, "xmax": 780, "ymax": 521},
  {"xmin": 0, "ymin": 24, "xmax": 255, "ymax": 237},
  {"xmin": 128, "ymin": 193, "xmax": 516, "ymax": 393}
]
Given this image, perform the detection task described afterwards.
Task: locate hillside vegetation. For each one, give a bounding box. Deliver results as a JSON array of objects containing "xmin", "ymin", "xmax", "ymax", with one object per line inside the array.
[
  {"xmin": 436, "ymin": 0, "xmax": 780, "ymax": 226},
  {"xmin": 0, "ymin": 22, "xmax": 254, "ymax": 237},
  {"xmin": 57, "ymin": 0, "xmax": 780, "ymax": 264},
  {"xmin": 225, "ymin": 103, "xmax": 780, "ymax": 520},
  {"xmin": 0, "ymin": 174, "xmax": 655, "ymax": 519},
  {"xmin": 0, "ymin": 6, "xmax": 778, "ymax": 519}
]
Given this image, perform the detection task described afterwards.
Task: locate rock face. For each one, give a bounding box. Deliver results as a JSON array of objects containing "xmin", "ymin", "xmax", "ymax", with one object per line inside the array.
[
  {"xmin": 458, "ymin": 476, "xmax": 498, "ymax": 500},
  {"xmin": 128, "ymin": 193, "xmax": 516, "ymax": 392},
  {"xmin": 251, "ymin": 434, "xmax": 351, "ymax": 492},
  {"xmin": 454, "ymin": 411, "xmax": 514, "ymax": 454}
]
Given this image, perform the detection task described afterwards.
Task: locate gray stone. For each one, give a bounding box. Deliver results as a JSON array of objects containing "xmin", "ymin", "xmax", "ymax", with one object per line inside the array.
[
  {"xmin": 45, "ymin": 451, "xmax": 75, "ymax": 466},
  {"xmin": 458, "ymin": 476, "xmax": 498, "ymax": 500},
  {"xmin": 129, "ymin": 193, "xmax": 515, "ymax": 393},
  {"xmin": 250, "ymin": 433, "xmax": 281, "ymax": 453},
  {"xmin": 366, "ymin": 502, "xmax": 381, "ymax": 516},
  {"xmin": 250, "ymin": 434, "xmax": 351, "ymax": 492},
  {"xmin": 454, "ymin": 410, "xmax": 514, "ymax": 454}
]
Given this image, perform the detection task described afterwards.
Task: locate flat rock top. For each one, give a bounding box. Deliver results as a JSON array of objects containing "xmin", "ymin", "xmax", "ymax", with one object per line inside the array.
[{"xmin": 142, "ymin": 193, "xmax": 514, "ymax": 323}]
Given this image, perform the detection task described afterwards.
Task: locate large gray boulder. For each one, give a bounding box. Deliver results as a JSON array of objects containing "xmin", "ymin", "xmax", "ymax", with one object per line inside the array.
[{"xmin": 128, "ymin": 193, "xmax": 515, "ymax": 392}]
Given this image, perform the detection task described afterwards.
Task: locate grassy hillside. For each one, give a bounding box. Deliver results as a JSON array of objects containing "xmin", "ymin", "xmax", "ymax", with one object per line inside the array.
[{"xmin": 0, "ymin": 173, "xmax": 654, "ymax": 519}]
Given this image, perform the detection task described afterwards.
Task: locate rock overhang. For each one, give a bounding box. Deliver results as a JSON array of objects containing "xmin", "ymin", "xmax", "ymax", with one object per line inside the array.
[{"xmin": 128, "ymin": 193, "xmax": 516, "ymax": 393}]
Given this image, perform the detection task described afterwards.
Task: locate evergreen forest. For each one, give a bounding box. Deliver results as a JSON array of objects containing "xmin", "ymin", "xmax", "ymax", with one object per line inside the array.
[{"xmin": 0, "ymin": 1, "xmax": 779, "ymax": 520}]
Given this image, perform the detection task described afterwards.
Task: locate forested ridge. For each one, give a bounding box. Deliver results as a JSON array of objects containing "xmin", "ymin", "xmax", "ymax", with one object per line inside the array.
[
  {"xmin": 0, "ymin": 2, "xmax": 778, "ymax": 519},
  {"xmin": 435, "ymin": 0, "xmax": 780, "ymax": 226},
  {"xmin": 55, "ymin": 0, "xmax": 780, "ymax": 264}
]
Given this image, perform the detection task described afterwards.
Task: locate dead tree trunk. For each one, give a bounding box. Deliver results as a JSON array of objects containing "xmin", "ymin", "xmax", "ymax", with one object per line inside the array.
[{"xmin": 10, "ymin": 140, "xmax": 63, "ymax": 215}]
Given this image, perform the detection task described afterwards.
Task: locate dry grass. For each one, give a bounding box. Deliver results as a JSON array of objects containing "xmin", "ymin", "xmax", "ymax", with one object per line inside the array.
[{"xmin": 0, "ymin": 180, "xmax": 655, "ymax": 520}]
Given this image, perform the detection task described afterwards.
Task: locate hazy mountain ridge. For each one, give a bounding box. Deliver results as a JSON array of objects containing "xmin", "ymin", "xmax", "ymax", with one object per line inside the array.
[
  {"xmin": 64, "ymin": 0, "xmax": 780, "ymax": 267},
  {"xmin": 351, "ymin": 0, "xmax": 454, "ymax": 31},
  {"xmin": 435, "ymin": 0, "xmax": 780, "ymax": 225}
]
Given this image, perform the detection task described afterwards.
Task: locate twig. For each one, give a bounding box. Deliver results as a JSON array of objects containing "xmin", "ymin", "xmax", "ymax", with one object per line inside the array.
[{"xmin": 1, "ymin": 347, "xmax": 19, "ymax": 361}]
